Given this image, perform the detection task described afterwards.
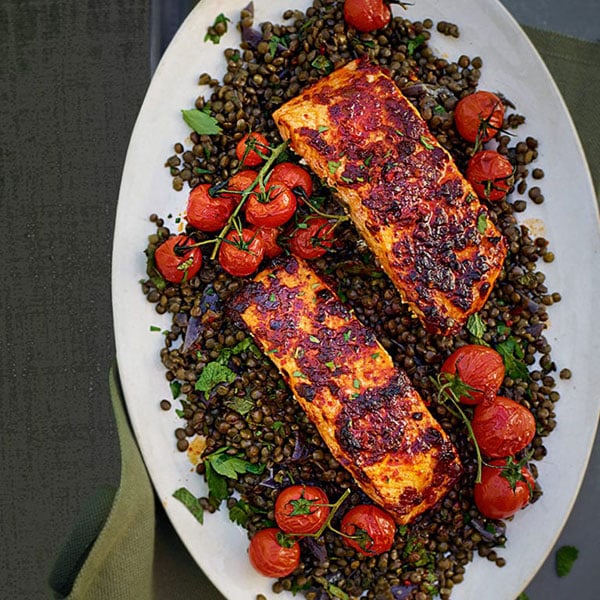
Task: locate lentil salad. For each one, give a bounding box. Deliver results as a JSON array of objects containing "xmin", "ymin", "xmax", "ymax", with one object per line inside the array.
[{"xmin": 139, "ymin": 2, "xmax": 570, "ymax": 599}]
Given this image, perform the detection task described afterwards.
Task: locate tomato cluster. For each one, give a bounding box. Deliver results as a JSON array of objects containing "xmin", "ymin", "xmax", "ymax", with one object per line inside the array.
[
  {"xmin": 248, "ymin": 485, "xmax": 396, "ymax": 579},
  {"xmin": 154, "ymin": 133, "xmax": 342, "ymax": 283},
  {"xmin": 440, "ymin": 344, "xmax": 537, "ymax": 519}
]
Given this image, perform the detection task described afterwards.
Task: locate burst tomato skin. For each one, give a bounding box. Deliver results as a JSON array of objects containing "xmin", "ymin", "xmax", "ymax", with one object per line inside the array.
[
  {"xmin": 222, "ymin": 169, "xmax": 258, "ymax": 206},
  {"xmin": 218, "ymin": 228, "xmax": 264, "ymax": 277},
  {"xmin": 474, "ymin": 459, "xmax": 535, "ymax": 519},
  {"xmin": 467, "ymin": 150, "xmax": 514, "ymax": 201},
  {"xmin": 340, "ymin": 505, "xmax": 396, "ymax": 556},
  {"xmin": 269, "ymin": 162, "xmax": 313, "ymax": 201},
  {"xmin": 236, "ymin": 132, "xmax": 270, "ymax": 167},
  {"xmin": 472, "ymin": 395, "xmax": 536, "ymax": 458},
  {"xmin": 186, "ymin": 183, "xmax": 234, "ymax": 232},
  {"xmin": 250, "ymin": 225, "xmax": 283, "ymax": 259},
  {"xmin": 454, "ymin": 91, "xmax": 505, "ymax": 144},
  {"xmin": 274, "ymin": 485, "xmax": 330, "ymax": 535},
  {"xmin": 245, "ymin": 182, "xmax": 297, "ymax": 228},
  {"xmin": 343, "ymin": 0, "xmax": 391, "ymax": 32},
  {"xmin": 154, "ymin": 235, "xmax": 202, "ymax": 284},
  {"xmin": 288, "ymin": 217, "xmax": 336, "ymax": 260},
  {"xmin": 440, "ymin": 344, "xmax": 505, "ymax": 405},
  {"xmin": 248, "ymin": 528, "xmax": 301, "ymax": 578}
]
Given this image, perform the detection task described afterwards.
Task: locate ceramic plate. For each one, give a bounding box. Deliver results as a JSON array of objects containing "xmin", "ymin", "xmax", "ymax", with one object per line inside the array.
[{"xmin": 112, "ymin": 1, "xmax": 600, "ymax": 598}]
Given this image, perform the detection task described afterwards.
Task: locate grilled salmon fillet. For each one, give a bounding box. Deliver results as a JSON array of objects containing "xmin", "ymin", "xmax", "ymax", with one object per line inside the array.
[
  {"xmin": 273, "ymin": 58, "xmax": 507, "ymax": 336},
  {"xmin": 229, "ymin": 256, "xmax": 462, "ymax": 524}
]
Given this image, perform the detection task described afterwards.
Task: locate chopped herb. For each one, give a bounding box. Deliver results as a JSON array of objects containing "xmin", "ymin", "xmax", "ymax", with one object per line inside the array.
[
  {"xmin": 477, "ymin": 212, "xmax": 488, "ymax": 234},
  {"xmin": 433, "ymin": 104, "xmax": 446, "ymax": 115},
  {"xmin": 204, "ymin": 13, "xmax": 230, "ymax": 44},
  {"xmin": 371, "ymin": 352, "xmax": 380, "ymax": 359},
  {"xmin": 205, "ymin": 447, "xmax": 265, "ymax": 480},
  {"xmin": 169, "ymin": 380, "xmax": 182, "ymax": 399},
  {"xmin": 181, "ymin": 108, "xmax": 222, "ymax": 135},
  {"xmin": 353, "ymin": 379, "xmax": 361, "ymax": 389},
  {"xmin": 267, "ymin": 348, "xmax": 279, "ymax": 354},
  {"xmin": 229, "ymin": 498, "xmax": 255, "ymax": 527},
  {"xmin": 309, "ymin": 335, "xmax": 321, "ymax": 344},
  {"xmin": 325, "ymin": 361, "xmax": 336, "ymax": 371},
  {"xmin": 224, "ymin": 395, "xmax": 254, "ymax": 416},
  {"xmin": 217, "ymin": 337, "xmax": 256, "ymax": 365},
  {"xmin": 194, "ymin": 166, "xmax": 213, "ymax": 175},
  {"xmin": 314, "ymin": 577, "xmax": 349, "ymax": 600},
  {"xmin": 269, "ymin": 292, "xmax": 276, "ymax": 302},
  {"xmin": 407, "ymin": 33, "xmax": 427, "ymax": 56},
  {"xmin": 466, "ymin": 313, "xmax": 487, "ymax": 342},
  {"xmin": 172, "ymin": 487, "xmax": 204, "ymax": 524},
  {"xmin": 293, "ymin": 370, "xmax": 307, "ymax": 379},
  {"xmin": 268, "ymin": 34, "xmax": 288, "ymax": 56},
  {"xmin": 204, "ymin": 461, "xmax": 228, "ymax": 506},
  {"xmin": 497, "ymin": 322, "xmax": 511, "ymax": 336},
  {"xmin": 328, "ymin": 160, "xmax": 341, "ymax": 174},
  {"xmin": 496, "ymin": 337, "xmax": 530, "ymax": 381},
  {"xmin": 272, "ymin": 420, "xmax": 285, "ymax": 432},
  {"xmin": 420, "ymin": 135, "xmax": 435, "ymax": 150},
  {"xmin": 194, "ymin": 361, "xmax": 236, "ymax": 393},
  {"xmin": 318, "ymin": 125, "xmax": 329, "ymax": 133},
  {"xmin": 149, "ymin": 325, "xmax": 161, "ymax": 332},
  {"xmin": 556, "ymin": 545, "xmax": 579, "ymax": 577},
  {"xmin": 516, "ymin": 594, "xmax": 530, "ymax": 600},
  {"xmin": 343, "ymin": 330, "xmax": 352, "ymax": 342},
  {"xmin": 311, "ymin": 55, "xmax": 333, "ymax": 73}
]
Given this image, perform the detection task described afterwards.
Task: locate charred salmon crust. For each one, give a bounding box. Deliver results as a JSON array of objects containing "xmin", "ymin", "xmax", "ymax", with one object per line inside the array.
[
  {"xmin": 272, "ymin": 58, "xmax": 508, "ymax": 336},
  {"xmin": 229, "ymin": 256, "xmax": 462, "ymax": 524}
]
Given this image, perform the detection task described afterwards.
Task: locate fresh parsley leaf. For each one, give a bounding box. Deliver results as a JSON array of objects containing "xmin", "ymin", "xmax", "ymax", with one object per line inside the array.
[
  {"xmin": 556, "ymin": 545, "xmax": 579, "ymax": 577},
  {"xmin": 407, "ymin": 33, "xmax": 426, "ymax": 56},
  {"xmin": 477, "ymin": 212, "xmax": 488, "ymax": 234},
  {"xmin": 496, "ymin": 337, "xmax": 530, "ymax": 381},
  {"xmin": 204, "ymin": 461, "xmax": 228, "ymax": 506},
  {"xmin": 229, "ymin": 499, "xmax": 254, "ymax": 527},
  {"xmin": 205, "ymin": 447, "xmax": 265, "ymax": 480},
  {"xmin": 204, "ymin": 13, "xmax": 230, "ymax": 44},
  {"xmin": 311, "ymin": 55, "xmax": 333, "ymax": 73},
  {"xmin": 194, "ymin": 361, "xmax": 236, "ymax": 393},
  {"xmin": 217, "ymin": 337, "xmax": 254, "ymax": 365},
  {"xmin": 169, "ymin": 380, "xmax": 182, "ymax": 399},
  {"xmin": 172, "ymin": 487, "xmax": 204, "ymax": 524},
  {"xmin": 181, "ymin": 108, "xmax": 222, "ymax": 135},
  {"xmin": 466, "ymin": 313, "xmax": 487, "ymax": 342}
]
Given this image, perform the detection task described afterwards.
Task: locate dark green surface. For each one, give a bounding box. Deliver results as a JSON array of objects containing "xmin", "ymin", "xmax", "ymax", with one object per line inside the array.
[{"xmin": 1, "ymin": 2, "xmax": 599, "ymax": 599}]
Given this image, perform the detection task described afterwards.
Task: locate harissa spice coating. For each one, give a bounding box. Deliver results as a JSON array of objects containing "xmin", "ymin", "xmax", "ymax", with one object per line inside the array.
[
  {"xmin": 273, "ymin": 58, "xmax": 508, "ymax": 336},
  {"xmin": 229, "ymin": 255, "xmax": 463, "ymax": 524}
]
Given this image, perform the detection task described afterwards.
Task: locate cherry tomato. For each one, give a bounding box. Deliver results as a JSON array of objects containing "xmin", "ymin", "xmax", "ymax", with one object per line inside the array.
[
  {"xmin": 153, "ymin": 235, "xmax": 202, "ymax": 284},
  {"xmin": 221, "ymin": 169, "xmax": 258, "ymax": 207},
  {"xmin": 472, "ymin": 395, "xmax": 536, "ymax": 458},
  {"xmin": 340, "ymin": 505, "xmax": 396, "ymax": 556},
  {"xmin": 467, "ymin": 150, "xmax": 514, "ymax": 201},
  {"xmin": 343, "ymin": 0, "xmax": 391, "ymax": 33},
  {"xmin": 454, "ymin": 91, "xmax": 505, "ymax": 145},
  {"xmin": 288, "ymin": 217, "xmax": 336, "ymax": 260},
  {"xmin": 474, "ymin": 458, "xmax": 535, "ymax": 519},
  {"xmin": 218, "ymin": 228, "xmax": 264, "ymax": 277},
  {"xmin": 236, "ymin": 132, "xmax": 270, "ymax": 167},
  {"xmin": 269, "ymin": 162, "xmax": 313, "ymax": 201},
  {"xmin": 245, "ymin": 182, "xmax": 297, "ymax": 228},
  {"xmin": 275, "ymin": 485, "xmax": 330, "ymax": 535},
  {"xmin": 250, "ymin": 225, "xmax": 283, "ymax": 259},
  {"xmin": 440, "ymin": 344, "xmax": 505, "ymax": 405},
  {"xmin": 248, "ymin": 528, "xmax": 301, "ymax": 578},
  {"xmin": 186, "ymin": 183, "xmax": 234, "ymax": 233}
]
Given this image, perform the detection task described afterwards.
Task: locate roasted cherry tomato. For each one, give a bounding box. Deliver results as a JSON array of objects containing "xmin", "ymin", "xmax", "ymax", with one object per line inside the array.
[
  {"xmin": 440, "ymin": 344, "xmax": 505, "ymax": 405},
  {"xmin": 218, "ymin": 228, "xmax": 264, "ymax": 277},
  {"xmin": 343, "ymin": 0, "xmax": 391, "ymax": 32},
  {"xmin": 269, "ymin": 162, "xmax": 313, "ymax": 201},
  {"xmin": 288, "ymin": 217, "xmax": 336, "ymax": 260},
  {"xmin": 474, "ymin": 458, "xmax": 535, "ymax": 519},
  {"xmin": 454, "ymin": 91, "xmax": 505, "ymax": 145},
  {"xmin": 467, "ymin": 150, "xmax": 514, "ymax": 201},
  {"xmin": 340, "ymin": 505, "xmax": 396, "ymax": 556},
  {"xmin": 250, "ymin": 225, "xmax": 283, "ymax": 259},
  {"xmin": 236, "ymin": 132, "xmax": 270, "ymax": 167},
  {"xmin": 186, "ymin": 183, "xmax": 234, "ymax": 232},
  {"xmin": 153, "ymin": 235, "xmax": 202, "ymax": 284},
  {"xmin": 472, "ymin": 395, "xmax": 536, "ymax": 458},
  {"xmin": 245, "ymin": 182, "xmax": 297, "ymax": 228},
  {"xmin": 248, "ymin": 528, "xmax": 301, "ymax": 578},
  {"xmin": 221, "ymin": 169, "xmax": 258, "ymax": 206},
  {"xmin": 275, "ymin": 485, "xmax": 330, "ymax": 535}
]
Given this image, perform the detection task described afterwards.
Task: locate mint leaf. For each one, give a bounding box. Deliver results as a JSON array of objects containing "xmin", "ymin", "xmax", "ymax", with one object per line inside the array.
[
  {"xmin": 169, "ymin": 380, "xmax": 182, "ymax": 399},
  {"xmin": 466, "ymin": 313, "xmax": 487, "ymax": 342},
  {"xmin": 181, "ymin": 108, "xmax": 222, "ymax": 135},
  {"xmin": 204, "ymin": 13, "xmax": 230, "ymax": 44},
  {"xmin": 205, "ymin": 447, "xmax": 265, "ymax": 480},
  {"xmin": 204, "ymin": 461, "xmax": 228, "ymax": 506},
  {"xmin": 496, "ymin": 337, "xmax": 530, "ymax": 381},
  {"xmin": 194, "ymin": 361, "xmax": 236, "ymax": 393},
  {"xmin": 224, "ymin": 395, "xmax": 254, "ymax": 416},
  {"xmin": 477, "ymin": 212, "xmax": 488, "ymax": 234},
  {"xmin": 556, "ymin": 545, "xmax": 579, "ymax": 577},
  {"xmin": 229, "ymin": 499, "xmax": 255, "ymax": 527},
  {"xmin": 407, "ymin": 33, "xmax": 426, "ymax": 56},
  {"xmin": 172, "ymin": 487, "xmax": 204, "ymax": 524}
]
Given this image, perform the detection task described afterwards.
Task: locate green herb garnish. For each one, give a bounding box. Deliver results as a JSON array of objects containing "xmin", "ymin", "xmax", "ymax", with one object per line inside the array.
[
  {"xmin": 172, "ymin": 487, "xmax": 204, "ymax": 524},
  {"xmin": 181, "ymin": 108, "xmax": 222, "ymax": 135},
  {"xmin": 194, "ymin": 361, "xmax": 236, "ymax": 393},
  {"xmin": 556, "ymin": 545, "xmax": 579, "ymax": 577}
]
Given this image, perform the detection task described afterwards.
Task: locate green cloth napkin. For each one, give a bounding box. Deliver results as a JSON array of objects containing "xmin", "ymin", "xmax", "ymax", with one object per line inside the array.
[{"xmin": 48, "ymin": 28, "xmax": 600, "ymax": 600}]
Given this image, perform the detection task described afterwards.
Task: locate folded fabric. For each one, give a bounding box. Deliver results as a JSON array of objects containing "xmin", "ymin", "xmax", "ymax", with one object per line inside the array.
[{"xmin": 48, "ymin": 27, "xmax": 600, "ymax": 600}]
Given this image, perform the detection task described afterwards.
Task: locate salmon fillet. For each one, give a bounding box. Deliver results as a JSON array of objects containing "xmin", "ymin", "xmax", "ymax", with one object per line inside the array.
[
  {"xmin": 273, "ymin": 58, "xmax": 507, "ymax": 336},
  {"xmin": 229, "ymin": 256, "xmax": 462, "ymax": 524}
]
